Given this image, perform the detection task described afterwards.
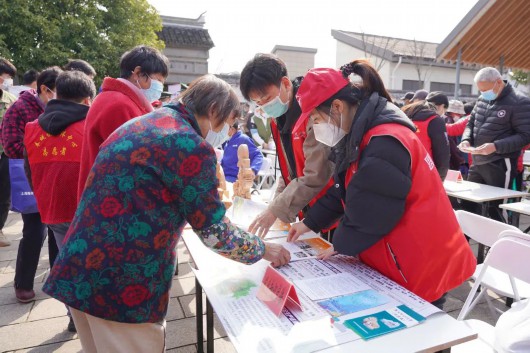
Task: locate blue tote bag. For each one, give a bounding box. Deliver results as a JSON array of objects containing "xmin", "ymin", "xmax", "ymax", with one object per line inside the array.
[{"xmin": 9, "ymin": 159, "xmax": 39, "ymax": 214}]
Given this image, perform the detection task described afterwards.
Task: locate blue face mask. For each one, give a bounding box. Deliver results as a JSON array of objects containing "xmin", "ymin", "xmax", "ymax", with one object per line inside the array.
[
  {"xmin": 258, "ymin": 83, "xmax": 289, "ymax": 118},
  {"xmin": 205, "ymin": 122, "xmax": 230, "ymax": 148},
  {"xmin": 135, "ymin": 72, "xmax": 163, "ymax": 102},
  {"xmin": 142, "ymin": 78, "xmax": 164, "ymax": 103},
  {"xmin": 480, "ymin": 81, "xmax": 498, "ymax": 101}
]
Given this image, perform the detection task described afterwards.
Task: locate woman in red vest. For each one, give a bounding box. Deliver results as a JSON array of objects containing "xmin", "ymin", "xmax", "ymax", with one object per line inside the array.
[
  {"xmin": 402, "ymin": 100, "xmax": 450, "ymax": 180},
  {"xmin": 287, "ymin": 60, "xmax": 476, "ymax": 305}
]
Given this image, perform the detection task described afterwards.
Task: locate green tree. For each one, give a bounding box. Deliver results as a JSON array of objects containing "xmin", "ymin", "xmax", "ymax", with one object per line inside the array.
[
  {"xmin": 511, "ymin": 69, "xmax": 530, "ymax": 86},
  {"xmin": 0, "ymin": 0, "xmax": 164, "ymax": 85}
]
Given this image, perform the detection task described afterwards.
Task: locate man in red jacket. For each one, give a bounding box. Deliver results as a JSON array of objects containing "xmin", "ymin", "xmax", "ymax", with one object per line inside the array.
[
  {"xmin": 24, "ymin": 70, "xmax": 96, "ymax": 332},
  {"xmin": 77, "ymin": 46, "xmax": 169, "ymax": 199}
]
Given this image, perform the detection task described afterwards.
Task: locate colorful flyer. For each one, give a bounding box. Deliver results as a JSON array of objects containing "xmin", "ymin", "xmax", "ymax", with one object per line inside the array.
[
  {"xmin": 317, "ymin": 289, "xmax": 389, "ymax": 317},
  {"xmin": 272, "ymin": 236, "xmax": 332, "ymax": 260},
  {"xmin": 343, "ymin": 305, "xmax": 426, "ymax": 340}
]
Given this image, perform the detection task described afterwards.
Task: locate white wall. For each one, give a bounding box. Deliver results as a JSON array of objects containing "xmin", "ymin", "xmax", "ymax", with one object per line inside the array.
[
  {"xmin": 274, "ymin": 49, "xmax": 315, "ymax": 79},
  {"xmin": 336, "ymin": 41, "xmax": 479, "ymax": 95}
]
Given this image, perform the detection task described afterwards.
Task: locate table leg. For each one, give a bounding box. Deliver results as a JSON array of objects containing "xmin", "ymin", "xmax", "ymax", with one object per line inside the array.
[
  {"xmin": 512, "ymin": 212, "xmax": 520, "ymax": 228},
  {"xmin": 477, "ymin": 203, "xmax": 490, "ymax": 264},
  {"xmin": 196, "ymin": 278, "xmax": 204, "ymax": 353},
  {"xmin": 207, "ymin": 298, "xmax": 214, "ymax": 353}
]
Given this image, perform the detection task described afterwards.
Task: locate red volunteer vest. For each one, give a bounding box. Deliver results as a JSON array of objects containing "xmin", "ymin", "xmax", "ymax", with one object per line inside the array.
[
  {"xmin": 24, "ymin": 120, "xmax": 84, "ymax": 224},
  {"xmin": 345, "ymin": 123, "xmax": 476, "ymax": 302},
  {"xmin": 270, "ymin": 118, "xmax": 334, "ymax": 218},
  {"xmin": 413, "ymin": 115, "xmax": 437, "ymax": 158}
]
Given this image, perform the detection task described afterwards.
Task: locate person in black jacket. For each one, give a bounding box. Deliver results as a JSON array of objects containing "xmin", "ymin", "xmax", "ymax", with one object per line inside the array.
[
  {"xmin": 458, "ymin": 67, "xmax": 530, "ymax": 220},
  {"xmin": 286, "ymin": 60, "xmax": 474, "ymax": 307}
]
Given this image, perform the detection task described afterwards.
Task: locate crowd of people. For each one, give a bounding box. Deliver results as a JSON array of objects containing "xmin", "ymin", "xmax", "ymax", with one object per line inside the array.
[{"xmin": 1, "ymin": 46, "xmax": 530, "ymax": 352}]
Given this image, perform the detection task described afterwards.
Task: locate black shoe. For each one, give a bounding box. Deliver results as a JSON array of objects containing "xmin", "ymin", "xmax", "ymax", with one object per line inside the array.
[{"xmin": 68, "ymin": 317, "xmax": 77, "ymax": 333}]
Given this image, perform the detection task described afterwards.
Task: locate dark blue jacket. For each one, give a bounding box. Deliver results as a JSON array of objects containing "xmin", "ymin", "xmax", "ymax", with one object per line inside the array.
[{"xmin": 221, "ymin": 131, "xmax": 263, "ymax": 182}]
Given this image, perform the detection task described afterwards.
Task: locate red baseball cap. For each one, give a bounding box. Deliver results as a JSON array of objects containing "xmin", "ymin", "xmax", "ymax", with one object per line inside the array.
[{"xmin": 294, "ymin": 68, "xmax": 350, "ymax": 131}]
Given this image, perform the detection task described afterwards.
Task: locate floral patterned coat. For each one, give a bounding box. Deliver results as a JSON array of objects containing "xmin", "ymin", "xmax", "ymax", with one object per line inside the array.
[{"xmin": 43, "ymin": 103, "xmax": 265, "ymax": 323}]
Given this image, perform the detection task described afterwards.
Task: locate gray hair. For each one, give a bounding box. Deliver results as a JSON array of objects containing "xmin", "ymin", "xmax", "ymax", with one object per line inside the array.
[
  {"xmin": 474, "ymin": 67, "xmax": 502, "ymax": 83},
  {"xmin": 179, "ymin": 74, "xmax": 240, "ymax": 123}
]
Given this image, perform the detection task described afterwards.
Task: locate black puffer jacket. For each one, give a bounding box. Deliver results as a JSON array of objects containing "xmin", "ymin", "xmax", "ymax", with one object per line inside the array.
[
  {"xmin": 304, "ymin": 93, "xmax": 417, "ymax": 256},
  {"xmin": 462, "ymin": 82, "xmax": 530, "ymax": 165}
]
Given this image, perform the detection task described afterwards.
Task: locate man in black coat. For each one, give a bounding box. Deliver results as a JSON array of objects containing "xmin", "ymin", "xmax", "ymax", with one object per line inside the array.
[{"xmin": 459, "ymin": 67, "xmax": 530, "ymax": 220}]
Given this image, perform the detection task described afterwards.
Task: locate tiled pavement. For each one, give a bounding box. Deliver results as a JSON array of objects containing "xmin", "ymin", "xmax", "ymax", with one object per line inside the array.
[{"xmin": 1, "ymin": 207, "xmax": 528, "ymax": 352}]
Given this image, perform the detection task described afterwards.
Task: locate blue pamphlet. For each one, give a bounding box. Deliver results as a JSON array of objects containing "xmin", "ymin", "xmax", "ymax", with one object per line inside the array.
[{"xmin": 343, "ymin": 305, "xmax": 426, "ymax": 340}]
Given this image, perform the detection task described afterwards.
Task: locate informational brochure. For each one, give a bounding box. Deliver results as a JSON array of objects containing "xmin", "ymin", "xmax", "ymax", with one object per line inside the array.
[
  {"xmin": 344, "ymin": 304, "xmax": 426, "ymax": 340},
  {"xmin": 269, "ymin": 235, "xmax": 332, "ymax": 261},
  {"xmin": 277, "ymin": 256, "xmax": 441, "ymax": 319},
  {"xmin": 317, "ymin": 290, "xmax": 389, "ymax": 317}
]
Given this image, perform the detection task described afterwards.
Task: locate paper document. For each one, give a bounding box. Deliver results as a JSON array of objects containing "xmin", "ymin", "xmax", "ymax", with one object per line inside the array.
[
  {"xmin": 270, "ymin": 236, "xmax": 332, "ymax": 261},
  {"xmin": 292, "ymin": 272, "xmax": 371, "ymax": 301},
  {"xmin": 227, "ymin": 197, "xmax": 290, "ymax": 239},
  {"xmin": 317, "ymin": 290, "xmax": 389, "ymax": 317}
]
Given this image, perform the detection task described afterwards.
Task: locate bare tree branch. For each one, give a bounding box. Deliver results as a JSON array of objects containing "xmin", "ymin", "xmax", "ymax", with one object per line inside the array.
[{"xmin": 358, "ymin": 32, "xmax": 397, "ymax": 72}]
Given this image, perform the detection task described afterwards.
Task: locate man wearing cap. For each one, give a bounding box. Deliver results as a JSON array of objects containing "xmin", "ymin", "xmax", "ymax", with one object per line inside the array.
[
  {"xmin": 411, "ymin": 89, "xmax": 429, "ymax": 103},
  {"xmin": 458, "ymin": 67, "xmax": 530, "ymax": 220},
  {"xmin": 401, "ymin": 91, "xmax": 414, "ymax": 106},
  {"xmin": 240, "ymin": 53, "xmax": 334, "ymax": 238}
]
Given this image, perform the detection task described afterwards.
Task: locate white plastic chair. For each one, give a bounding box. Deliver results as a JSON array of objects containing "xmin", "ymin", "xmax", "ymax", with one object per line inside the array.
[
  {"xmin": 254, "ymin": 156, "xmax": 276, "ymax": 191},
  {"xmin": 453, "ymin": 233, "xmax": 530, "ymax": 352},
  {"xmin": 455, "ymin": 210, "xmax": 530, "ymax": 319},
  {"xmin": 456, "ymin": 225, "xmax": 530, "ymax": 320}
]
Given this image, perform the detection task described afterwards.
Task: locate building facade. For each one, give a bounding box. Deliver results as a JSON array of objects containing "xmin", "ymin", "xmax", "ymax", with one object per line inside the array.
[
  {"xmin": 158, "ymin": 15, "xmax": 214, "ymax": 86},
  {"xmin": 271, "ymin": 45, "xmax": 317, "ymax": 79},
  {"xmin": 333, "ymin": 30, "xmax": 482, "ymax": 100}
]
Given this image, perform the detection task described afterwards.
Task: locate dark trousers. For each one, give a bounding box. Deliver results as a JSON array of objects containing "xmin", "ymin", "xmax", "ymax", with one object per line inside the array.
[
  {"xmin": 0, "ymin": 153, "xmax": 10, "ymax": 229},
  {"xmin": 462, "ymin": 158, "xmax": 517, "ymax": 221},
  {"xmin": 14, "ymin": 212, "xmax": 47, "ymax": 290}
]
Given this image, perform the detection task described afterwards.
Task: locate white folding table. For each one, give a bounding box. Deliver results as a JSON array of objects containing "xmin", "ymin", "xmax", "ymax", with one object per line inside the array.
[
  {"xmin": 181, "ymin": 229, "xmax": 477, "ymax": 353},
  {"xmin": 444, "ymin": 180, "xmax": 529, "ymax": 262}
]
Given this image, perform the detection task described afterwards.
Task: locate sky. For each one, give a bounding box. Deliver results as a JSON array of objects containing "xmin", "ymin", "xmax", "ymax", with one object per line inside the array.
[{"xmin": 148, "ymin": 0, "xmax": 479, "ymax": 74}]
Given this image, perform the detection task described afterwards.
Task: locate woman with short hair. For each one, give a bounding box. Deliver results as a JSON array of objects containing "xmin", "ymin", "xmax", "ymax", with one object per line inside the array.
[{"xmin": 44, "ymin": 74, "xmax": 290, "ymax": 352}]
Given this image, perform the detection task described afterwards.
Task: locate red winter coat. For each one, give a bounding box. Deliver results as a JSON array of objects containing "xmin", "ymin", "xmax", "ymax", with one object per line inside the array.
[{"xmin": 77, "ymin": 78, "xmax": 153, "ymax": 199}]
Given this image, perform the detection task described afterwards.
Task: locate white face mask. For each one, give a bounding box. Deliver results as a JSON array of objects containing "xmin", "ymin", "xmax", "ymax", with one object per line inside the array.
[
  {"xmin": 313, "ymin": 109, "xmax": 347, "ymax": 147},
  {"xmin": 205, "ymin": 121, "xmax": 230, "ymax": 148},
  {"xmin": 1, "ymin": 78, "xmax": 13, "ymax": 90}
]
